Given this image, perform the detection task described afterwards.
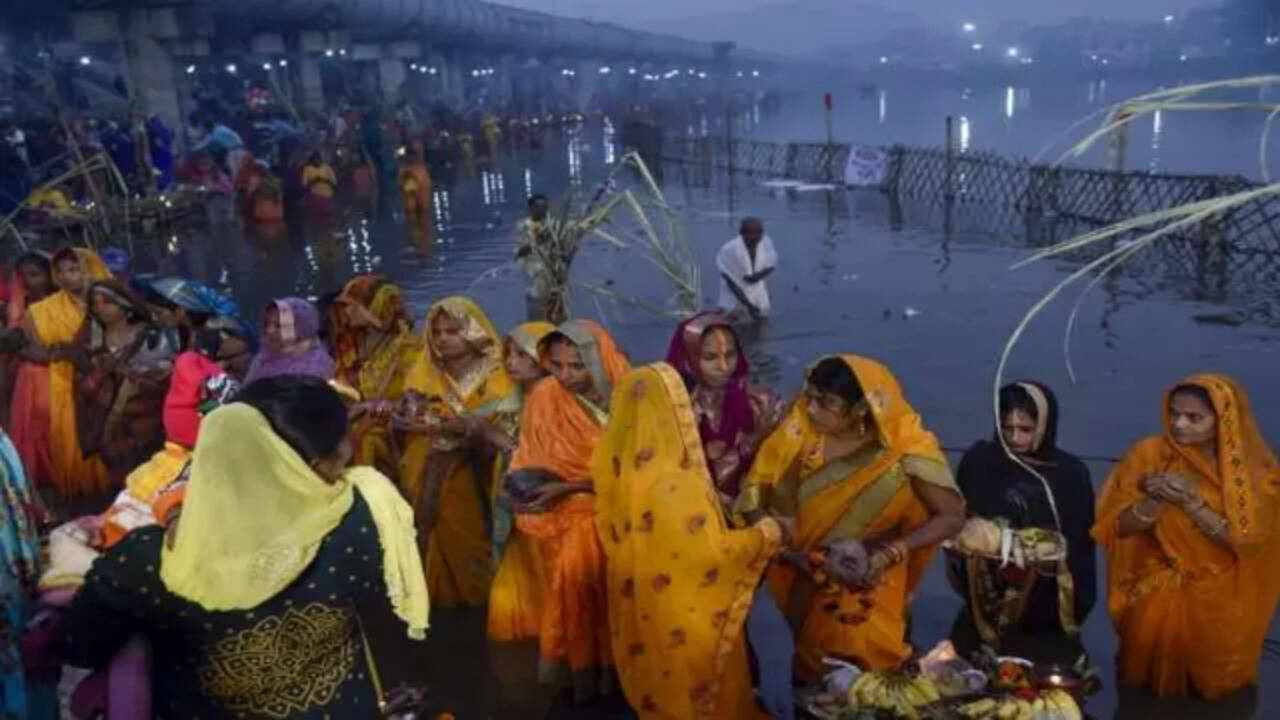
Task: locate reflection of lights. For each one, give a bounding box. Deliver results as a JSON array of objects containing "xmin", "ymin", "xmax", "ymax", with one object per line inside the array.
[
  {"xmin": 1267, "ymin": 36, "xmax": 1280, "ymax": 46},
  {"xmin": 604, "ymin": 117, "xmax": 616, "ymax": 165},
  {"xmin": 1020, "ymin": 57, "xmax": 1033, "ymax": 65},
  {"xmin": 1006, "ymin": 47, "xmax": 1019, "ymax": 58},
  {"xmin": 524, "ymin": 167, "xmax": 533, "ymax": 200},
  {"xmin": 186, "ymin": 65, "xmax": 196, "ymax": 74},
  {"xmin": 1005, "ymin": 86, "xmax": 1015, "ymax": 118},
  {"xmin": 959, "ymin": 116, "xmax": 971, "ymax": 152},
  {"xmin": 226, "ymin": 63, "xmax": 237, "ymax": 74},
  {"xmin": 167, "ymin": 235, "xmax": 179, "ymax": 255},
  {"xmin": 79, "ymin": 56, "xmax": 91, "ymax": 66},
  {"xmin": 1150, "ymin": 109, "xmax": 1163, "ymax": 171},
  {"xmin": 878, "ymin": 89, "xmax": 887, "ymax": 124}
]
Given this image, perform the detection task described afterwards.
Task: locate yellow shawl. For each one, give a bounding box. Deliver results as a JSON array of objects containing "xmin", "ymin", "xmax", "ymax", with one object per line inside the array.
[
  {"xmin": 594, "ymin": 363, "xmax": 780, "ymax": 719},
  {"xmin": 160, "ymin": 403, "xmax": 430, "ymax": 639},
  {"xmin": 402, "ymin": 296, "xmax": 513, "ymax": 412}
]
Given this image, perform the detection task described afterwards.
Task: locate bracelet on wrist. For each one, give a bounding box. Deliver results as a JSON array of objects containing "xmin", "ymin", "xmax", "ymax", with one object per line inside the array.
[{"xmin": 1131, "ymin": 501, "xmax": 1159, "ymax": 524}]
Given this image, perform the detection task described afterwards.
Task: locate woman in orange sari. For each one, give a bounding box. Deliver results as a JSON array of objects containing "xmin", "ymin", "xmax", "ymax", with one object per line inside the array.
[
  {"xmin": 20, "ymin": 249, "xmax": 113, "ymax": 504},
  {"xmin": 486, "ymin": 320, "xmax": 556, "ymax": 641},
  {"xmin": 1092, "ymin": 375, "xmax": 1280, "ymax": 699},
  {"xmin": 735, "ymin": 355, "xmax": 965, "ymax": 681},
  {"xmin": 508, "ymin": 319, "xmax": 629, "ymax": 701},
  {"xmin": 4, "ymin": 253, "xmax": 54, "ymax": 478},
  {"xmin": 331, "ymin": 275, "xmax": 418, "ymax": 476},
  {"xmin": 394, "ymin": 296, "xmax": 514, "ymax": 608},
  {"xmin": 594, "ymin": 362, "xmax": 785, "ymax": 719}
]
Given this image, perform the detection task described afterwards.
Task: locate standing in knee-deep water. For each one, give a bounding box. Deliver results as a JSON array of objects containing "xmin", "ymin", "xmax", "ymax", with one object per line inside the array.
[
  {"xmin": 507, "ymin": 319, "xmax": 630, "ymax": 702},
  {"xmin": 486, "ymin": 321, "xmax": 556, "ymax": 642},
  {"xmin": 594, "ymin": 362, "xmax": 788, "ymax": 719},
  {"xmin": 735, "ymin": 355, "xmax": 965, "ymax": 681},
  {"xmin": 949, "ymin": 381, "xmax": 1096, "ymax": 664},
  {"xmin": 395, "ymin": 297, "xmax": 513, "ymax": 609},
  {"xmin": 716, "ymin": 217, "xmax": 777, "ymax": 321},
  {"xmin": 1093, "ymin": 375, "xmax": 1280, "ymax": 699},
  {"xmin": 330, "ymin": 276, "xmax": 418, "ymax": 477},
  {"xmin": 663, "ymin": 311, "xmax": 783, "ymax": 509}
]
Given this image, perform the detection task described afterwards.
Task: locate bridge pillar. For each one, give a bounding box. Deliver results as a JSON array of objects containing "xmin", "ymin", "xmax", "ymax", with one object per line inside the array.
[{"xmin": 70, "ymin": 9, "xmax": 184, "ymax": 132}]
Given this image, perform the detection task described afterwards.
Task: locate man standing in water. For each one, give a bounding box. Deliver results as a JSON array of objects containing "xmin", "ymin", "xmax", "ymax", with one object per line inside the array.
[
  {"xmin": 515, "ymin": 194, "xmax": 553, "ymax": 321},
  {"xmin": 717, "ymin": 216, "xmax": 778, "ymax": 320}
]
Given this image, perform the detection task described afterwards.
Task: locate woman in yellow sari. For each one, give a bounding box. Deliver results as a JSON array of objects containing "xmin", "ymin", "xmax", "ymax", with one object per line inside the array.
[
  {"xmin": 508, "ymin": 319, "xmax": 630, "ymax": 701},
  {"xmin": 486, "ymin": 321, "xmax": 556, "ymax": 641},
  {"xmin": 735, "ymin": 355, "xmax": 965, "ymax": 681},
  {"xmin": 594, "ymin": 362, "xmax": 785, "ymax": 719},
  {"xmin": 332, "ymin": 275, "xmax": 418, "ymax": 476},
  {"xmin": 23, "ymin": 248, "xmax": 112, "ymax": 503},
  {"xmin": 1092, "ymin": 375, "xmax": 1280, "ymax": 699},
  {"xmin": 395, "ymin": 296, "xmax": 514, "ymax": 608}
]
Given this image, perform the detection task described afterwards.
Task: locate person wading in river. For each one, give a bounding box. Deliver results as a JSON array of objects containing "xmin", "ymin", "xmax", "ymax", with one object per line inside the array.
[{"xmin": 717, "ymin": 217, "xmax": 778, "ymax": 321}]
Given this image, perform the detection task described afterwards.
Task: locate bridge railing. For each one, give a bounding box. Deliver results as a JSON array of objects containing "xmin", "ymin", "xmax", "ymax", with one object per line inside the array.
[{"xmin": 660, "ymin": 134, "xmax": 1280, "ymax": 321}]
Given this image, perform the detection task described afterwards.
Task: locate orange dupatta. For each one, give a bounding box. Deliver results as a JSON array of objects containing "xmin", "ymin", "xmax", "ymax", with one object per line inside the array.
[
  {"xmin": 399, "ymin": 296, "xmax": 513, "ymax": 607},
  {"xmin": 1092, "ymin": 374, "xmax": 1280, "ymax": 698},
  {"xmin": 593, "ymin": 363, "xmax": 780, "ymax": 719},
  {"xmin": 735, "ymin": 354, "xmax": 956, "ymax": 678},
  {"xmin": 29, "ymin": 248, "xmax": 112, "ymax": 500},
  {"xmin": 510, "ymin": 319, "xmax": 630, "ymax": 695},
  {"xmin": 487, "ymin": 320, "xmax": 556, "ymax": 642}
]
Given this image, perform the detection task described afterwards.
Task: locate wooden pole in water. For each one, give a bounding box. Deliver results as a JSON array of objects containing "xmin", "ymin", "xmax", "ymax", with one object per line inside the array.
[
  {"xmin": 944, "ymin": 115, "xmax": 955, "ymax": 238},
  {"xmin": 823, "ymin": 92, "xmax": 834, "ymax": 183}
]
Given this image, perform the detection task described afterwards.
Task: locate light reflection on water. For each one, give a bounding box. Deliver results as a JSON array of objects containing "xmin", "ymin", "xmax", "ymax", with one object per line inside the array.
[{"xmin": 132, "ymin": 124, "xmax": 1279, "ymax": 718}]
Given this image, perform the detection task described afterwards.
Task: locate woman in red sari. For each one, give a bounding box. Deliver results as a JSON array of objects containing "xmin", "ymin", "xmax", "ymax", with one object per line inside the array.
[{"xmin": 664, "ymin": 312, "xmax": 783, "ymax": 509}]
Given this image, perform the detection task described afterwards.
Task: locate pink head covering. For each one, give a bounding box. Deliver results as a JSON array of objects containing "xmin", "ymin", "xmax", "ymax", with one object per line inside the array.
[{"xmin": 664, "ymin": 312, "xmax": 757, "ymax": 495}]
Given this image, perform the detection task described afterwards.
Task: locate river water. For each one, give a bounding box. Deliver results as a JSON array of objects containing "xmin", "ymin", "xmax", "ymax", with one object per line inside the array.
[
  {"xmin": 130, "ymin": 119, "xmax": 1279, "ymax": 718},
  {"xmin": 747, "ymin": 73, "xmax": 1280, "ymax": 180}
]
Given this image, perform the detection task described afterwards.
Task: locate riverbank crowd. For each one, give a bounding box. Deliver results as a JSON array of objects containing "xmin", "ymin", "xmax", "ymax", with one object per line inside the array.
[{"xmin": 1, "ymin": 209, "xmax": 1278, "ymax": 716}]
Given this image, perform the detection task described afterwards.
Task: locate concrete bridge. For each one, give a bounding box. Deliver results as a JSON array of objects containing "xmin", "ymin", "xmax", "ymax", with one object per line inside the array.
[{"xmin": 5, "ymin": 1, "xmax": 778, "ymax": 135}]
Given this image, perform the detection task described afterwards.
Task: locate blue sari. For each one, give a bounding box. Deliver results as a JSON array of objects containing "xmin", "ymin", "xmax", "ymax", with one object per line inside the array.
[{"xmin": 1, "ymin": 430, "xmax": 55, "ymax": 719}]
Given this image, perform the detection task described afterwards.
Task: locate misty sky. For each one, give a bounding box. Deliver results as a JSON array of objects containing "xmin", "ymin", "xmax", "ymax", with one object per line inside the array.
[{"xmin": 501, "ymin": 0, "xmax": 1215, "ymax": 26}]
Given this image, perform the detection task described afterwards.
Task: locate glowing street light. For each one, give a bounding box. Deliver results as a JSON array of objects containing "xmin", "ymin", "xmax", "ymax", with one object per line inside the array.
[
  {"xmin": 1163, "ymin": 14, "xmax": 1175, "ymax": 24},
  {"xmin": 971, "ymin": 43, "xmax": 984, "ymax": 51},
  {"xmin": 627, "ymin": 67, "xmax": 636, "ymax": 75},
  {"xmin": 226, "ymin": 63, "xmax": 238, "ymax": 74},
  {"xmin": 262, "ymin": 62, "xmax": 272, "ymax": 71},
  {"xmin": 962, "ymin": 22, "xmax": 976, "ymax": 33},
  {"xmin": 79, "ymin": 56, "xmax": 91, "ymax": 66},
  {"xmin": 185, "ymin": 64, "xmax": 196, "ymax": 74},
  {"xmin": 1006, "ymin": 46, "xmax": 1020, "ymax": 58},
  {"xmin": 752, "ymin": 69, "xmax": 760, "ymax": 77},
  {"xmin": 325, "ymin": 48, "xmax": 335, "ymax": 57},
  {"xmin": 338, "ymin": 48, "xmax": 347, "ymax": 56},
  {"xmin": 879, "ymin": 56, "xmax": 889, "ymax": 64},
  {"xmin": 278, "ymin": 59, "xmax": 288, "ymax": 67},
  {"xmin": 599, "ymin": 65, "xmax": 611, "ymax": 74}
]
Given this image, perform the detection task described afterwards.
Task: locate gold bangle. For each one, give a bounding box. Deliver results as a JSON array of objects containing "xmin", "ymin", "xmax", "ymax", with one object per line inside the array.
[{"xmin": 1130, "ymin": 501, "xmax": 1159, "ymax": 524}]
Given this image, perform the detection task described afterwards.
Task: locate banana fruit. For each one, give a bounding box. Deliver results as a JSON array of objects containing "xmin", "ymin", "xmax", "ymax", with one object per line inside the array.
[
  {"xmin": 846, "ymin": 671, "xmax": 942, "ymax": 719},
  {"xmin": 954, "ymin": 690, "xmax": 1081, "ymax": 720}
]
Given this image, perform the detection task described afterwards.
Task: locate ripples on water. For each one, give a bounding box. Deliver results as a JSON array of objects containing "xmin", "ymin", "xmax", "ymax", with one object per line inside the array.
[{"xmin": 132, "ymin": 122, "xmax": 1278, "ymax": 718}]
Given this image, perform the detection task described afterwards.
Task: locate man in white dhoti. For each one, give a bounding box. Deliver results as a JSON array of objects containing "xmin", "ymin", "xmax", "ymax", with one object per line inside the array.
[{"xmin": 717, "ymin": 217, "xmax": 778, "ymax": 319}]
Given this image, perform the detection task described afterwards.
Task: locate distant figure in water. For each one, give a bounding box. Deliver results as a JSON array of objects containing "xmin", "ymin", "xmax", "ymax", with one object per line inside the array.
[
  {"xmin": 301, "ymin": 151, "xmax": 338, "ymax": 216},
  {"xmin": 717, "ymin": 217, "xmax": 777, "ymax": 321}
]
